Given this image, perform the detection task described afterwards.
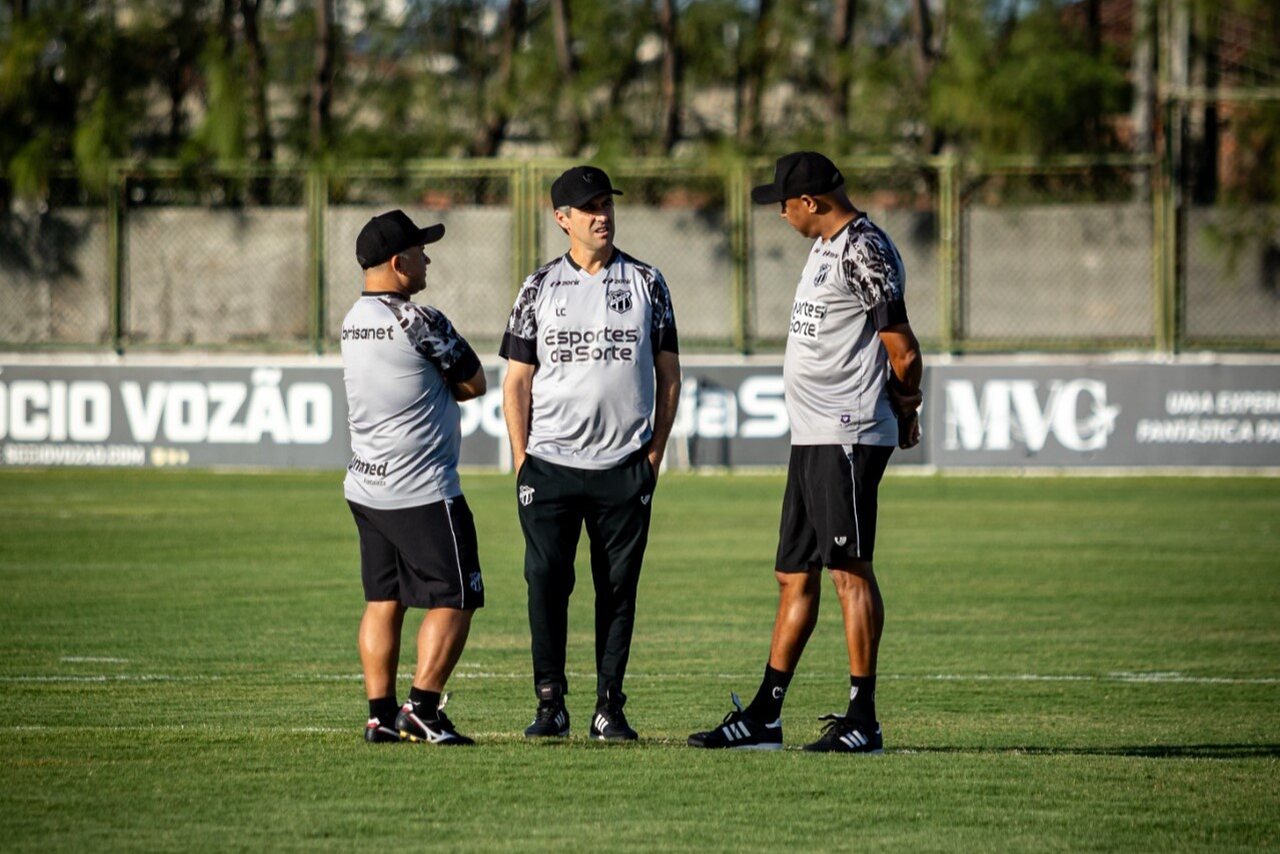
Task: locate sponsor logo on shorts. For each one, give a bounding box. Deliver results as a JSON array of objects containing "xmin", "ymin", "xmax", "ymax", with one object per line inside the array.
[
  {"xmin": 469, "ymin": 571, "xmax": 484, "ymax": 592},
  {"xmin": 607, "ymin": 289, "xmax": 633, "ymax": 314},
  {"xmin": 640, "ymin": 494, "xmax": 651, "ymax": 505},
  {"xmin": 834, "ymin": 536, "xmax": 847, "ymax": 546},
  {"xmin": 519, "ymin": 485, "xmax": 535, "ymax": 506}
]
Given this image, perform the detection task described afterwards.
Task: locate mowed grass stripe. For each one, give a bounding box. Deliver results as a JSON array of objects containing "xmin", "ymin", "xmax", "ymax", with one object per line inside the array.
[{"xmin": 0, "ymin": 469, "xmax": 1277, "ymax": 851}]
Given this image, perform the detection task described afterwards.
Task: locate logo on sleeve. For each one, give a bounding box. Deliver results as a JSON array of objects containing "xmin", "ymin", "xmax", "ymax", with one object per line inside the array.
[{"xmin": 607, "ymin": 289, "xmax": 633, "ymax": 314}]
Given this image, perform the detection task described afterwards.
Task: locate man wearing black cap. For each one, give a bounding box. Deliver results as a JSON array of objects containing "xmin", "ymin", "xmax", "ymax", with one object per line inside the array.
[
  {"xmin": 341, "ymin": 209, "xmax": 488, "ymax": 745},
  {"xmin": 688, "ymin": 152, "xmax": 923, "ymax": 753},
  {"xmin": 500, "ymin": 166, "xmax": 681, "ymax": 741}
]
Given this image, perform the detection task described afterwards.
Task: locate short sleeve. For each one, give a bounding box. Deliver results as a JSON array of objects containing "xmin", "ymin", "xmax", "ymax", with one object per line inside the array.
[
  {"xmin": 647, "ymin": 269, "xmax": 680, "ymax": 354},
  {"xmin": 397, "ymin": 303, "xmax": 481, "ymax": 383},
  {"xmin": 842, "ymin": 228, "xmax": 909, "ymax": 332},
  {"xmin": 499, "ymin": 270, "xmax": 545, "ymax": 365}
]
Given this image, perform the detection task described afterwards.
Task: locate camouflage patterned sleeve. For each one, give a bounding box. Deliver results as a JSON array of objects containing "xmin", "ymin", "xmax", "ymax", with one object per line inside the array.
[
  {"xmin": 841, "ymin": 225, "xmax": 909, "ymax": 331},
  {"xmin": 647, "ymin": 268, "xmax": 680, "ymax": 354},
  {"xmin": 498, "ymin": 268, "xmax": 546, "ymax": 365},
  {"xmin": 394, "ymin": 301, "xmax": 481, "ymax": 383}
]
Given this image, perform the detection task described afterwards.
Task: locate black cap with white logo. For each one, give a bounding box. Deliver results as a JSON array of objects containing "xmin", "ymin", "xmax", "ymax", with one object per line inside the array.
[
  {"xmin": 751, "ymin": 151, "xmax": 845, "ymax": 204},
  {"xmin": 551, "ymin": 166, "xmax": 623, "ymax": 209},
  {"xmin": 356, "ymin": 209, "xmax": 445, "ymax": 269}
]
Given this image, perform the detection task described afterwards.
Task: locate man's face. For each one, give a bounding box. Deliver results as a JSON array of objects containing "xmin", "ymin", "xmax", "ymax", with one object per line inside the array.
[
  {"xmin": 779, "ymin": 196, "xmax": 821, "ymax": 239},
  {"xmin": 397, "ymin": 246, "xmax": 429, "ymax": 294},
  {"xmin": 558, "ymin": 193, "xmax": 616, "ymax": 251}
]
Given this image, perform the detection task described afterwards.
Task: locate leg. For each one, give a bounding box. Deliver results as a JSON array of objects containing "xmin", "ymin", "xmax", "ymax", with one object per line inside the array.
[
  {"xmin": 412, "ymin": 607, "xmax": 474, "ymax": 691},
  {"xmin": 359, "ymin": 599, "xmax": 407, "ymax": 700},
  {"xmin": 584, "ymin": 454, "xmax": 653, "ymax": 701},
  {"xmin": 829, "ymin": 561, "xmax": 883, "ymax": 677},
  {"xmin": 518, "ymin": 457, "xmax": 584, "ymax": 693},
  {"xmin": 766, "ymin": 569, "xmax": 822, "ymax": 672}
]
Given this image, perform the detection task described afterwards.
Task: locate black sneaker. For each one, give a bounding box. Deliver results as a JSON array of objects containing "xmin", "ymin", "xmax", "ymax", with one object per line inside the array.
[
  {"xmin": 802, "ymin": 714, "xmax": 883, "ymax": 754},
  {"xmin": 687, "ymin": 692, "xmax": 783, "ymax": 750},
  {"xmin": 524, "ymin": 683, "xmax": 570, "ymax": 738},
  {"xmin": 395, "ymin": 694, "xmax": 474, "ymax": 746},
  {"xmin": 364, "ymin": 716, "xmax": 403, "ymax": 743},
  {"xmin": 590, "ymin": 690, "xmax": 638, "ymax": 741}
]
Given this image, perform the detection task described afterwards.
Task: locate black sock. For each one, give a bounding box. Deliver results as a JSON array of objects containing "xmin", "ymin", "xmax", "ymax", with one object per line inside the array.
[
  {"xmin": 369, "ymin": 695, "xmax": 398, "ymax": 725},
  {"xmin": 744, "ymin": 664, "xmax": 793, "ymax": 723},
  {"xmin": 408, "ymin": 687, "xmax": 441, "ymax": 717},
  {"xmin": 847, "ymin": 675, "xmax": 876, "ymax": 724}
]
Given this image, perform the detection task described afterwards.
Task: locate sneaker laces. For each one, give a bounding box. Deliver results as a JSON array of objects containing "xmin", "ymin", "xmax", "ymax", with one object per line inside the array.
[
  {"xmin": 816, "ymin": 712, "xmax": 853, "ymax": 738},
  {"xmin": 533, "ymin": 699, "xmax": 564, "ymax": 724},
  {"xmin": 718, "ymin": 691, "xmax": 749, "ymax": 727}
]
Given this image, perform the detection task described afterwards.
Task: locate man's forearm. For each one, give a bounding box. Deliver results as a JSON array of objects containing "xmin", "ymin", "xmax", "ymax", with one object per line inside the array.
[
  {"xmin": 649, "ymin": 356, "xmax": 682, "ymax": 468},
  {"xmin": 502, "ymin": 373, "xmax": 533, "ymax": 472}
]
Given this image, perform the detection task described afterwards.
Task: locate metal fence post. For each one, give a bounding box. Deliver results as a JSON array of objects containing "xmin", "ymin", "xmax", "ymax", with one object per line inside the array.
[
  {"xmin": 107, "ymin": 164, "xmax": 126, "ymax": 354},
  {"xmin": 726, "ymin": 160, "xmax": 751, "ymax": 354},
  {"xmin": 937, "ymin": 154, "xmax": 960, "ymax": 354},
  {"xmin": 307, "ymin": 167, "xmax": 327, "ymax": 354}
]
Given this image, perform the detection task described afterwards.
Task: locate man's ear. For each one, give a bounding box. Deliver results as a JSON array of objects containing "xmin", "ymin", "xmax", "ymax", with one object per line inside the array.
[{"xmin": 801, "ymin": 194, "xmax": 820, "ymax": 213}]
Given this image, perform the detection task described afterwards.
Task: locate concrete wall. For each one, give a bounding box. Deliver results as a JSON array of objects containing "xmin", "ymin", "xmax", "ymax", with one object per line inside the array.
[{"xmin": 2, "ymin": 204, "xmax": 1277, "ymax": 349}]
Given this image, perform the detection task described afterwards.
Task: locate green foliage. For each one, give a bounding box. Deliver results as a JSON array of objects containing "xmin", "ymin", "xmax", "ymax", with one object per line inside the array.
[{"xmin": 931, "ymin": 2, "xmax": 1128, "ymax": 156}]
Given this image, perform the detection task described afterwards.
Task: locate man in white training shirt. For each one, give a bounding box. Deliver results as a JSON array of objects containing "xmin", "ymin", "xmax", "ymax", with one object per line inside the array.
[
  {"xmin": 342, "ymin": 209, "xmax": 487, "ymax": 746},
  {"xmin": 689, "ymin": 151, "xmax": 923, "ymax": 753},
  {"xmin": 501, "ymin": 166, "xmax": 681, "ymax": 741}
]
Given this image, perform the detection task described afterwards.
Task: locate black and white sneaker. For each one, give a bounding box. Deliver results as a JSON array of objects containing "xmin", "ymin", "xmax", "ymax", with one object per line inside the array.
[
  {"xmin": 524, "ymin": 683, "xmax": 570, "ymax": 738},
  {"xmin": 687, "ymin": 692, "xmax": 783, "ymax": 750},
  {"xmin": 590, "ymin": 690, "xmax": 638, "ymax": 741},
  {"xmin": 364, "ymin": 716, "xmax": 403, "ymax": 743},
  {"xmin": 802, "ymin": 714, "xmax": 883, "ymax": 754},
  {"xmin": 395, "ymin": 694, "xmax": 474, "ymax": 746}
]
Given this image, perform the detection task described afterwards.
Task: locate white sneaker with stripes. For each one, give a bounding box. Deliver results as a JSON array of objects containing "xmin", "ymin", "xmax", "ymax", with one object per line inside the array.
[{"xmin": 687, "ymin": 693, "xmax": 783, "ymax": 750}]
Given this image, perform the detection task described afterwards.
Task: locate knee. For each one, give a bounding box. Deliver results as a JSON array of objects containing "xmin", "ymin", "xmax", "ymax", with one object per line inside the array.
[
  {"xmin": 775, "ymin": 569, "xmax": 821, "ymax": 597},
  {"xmin": 829, "ymin": 563, "xmax": 875, "ymax": 596}
]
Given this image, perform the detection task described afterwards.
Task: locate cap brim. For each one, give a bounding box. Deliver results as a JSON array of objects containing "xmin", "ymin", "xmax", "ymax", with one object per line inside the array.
[
  {"xmin": 563, "ymin": 188, "xmax": 623, "ymax": 209},
  {"xmin": 751, "ymin": 183, "xmax": 784, "ymax": 204},
  {"xmin": 417, "ymin": 223, "xmax": 445, "ymax": 245}
]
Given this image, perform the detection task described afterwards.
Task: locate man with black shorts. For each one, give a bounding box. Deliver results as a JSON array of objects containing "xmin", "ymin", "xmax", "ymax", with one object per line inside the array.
[
  {"xmin": 689, "ymin": 152, "xmax": 923, "ymax": 753},
  {"xmin": 501, "ymin": 166, "xmax": 681, "ymax": 741},
  {"xmin": 341, "ymin": 209, "xmax": 487, "ymax": 745}
]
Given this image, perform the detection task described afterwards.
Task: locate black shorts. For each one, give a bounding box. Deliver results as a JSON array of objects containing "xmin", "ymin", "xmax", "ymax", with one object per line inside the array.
[
  {"xmin": 775, "ymin": 444, "xmax": 893, "ymax": 572},
  {"xmin": 348, "ymin": 496, "xmax": 484, "ymax": 610}
]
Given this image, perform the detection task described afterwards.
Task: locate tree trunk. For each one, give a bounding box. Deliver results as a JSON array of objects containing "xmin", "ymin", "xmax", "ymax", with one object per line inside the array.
[
  {"xmin": 550, "ymin": 0, "xmax": 588, "ymax": 154},
  {"xmin": 473, "ymin": 0, "xmax": 527, "ymax": 157},
  {"xmin": 1190, "ymin": 3, "xmax": 1219, "ymax": 204},
  {"xmin": 909, "ymin": 0, "xmax": 936, "ymax": 86},
  {"xmin": 239, "ymin": 0, "xmax": 273, "ymax": 164},
  {"xmin": 310, "ymin": 0, "xmax": 336, "ymax": 158},
  {"xmin": 826, "ymin": 0, "xmax": 857, "ymax": 145},
  {"xmin": 657, "ymin": 0, "xmax": 683, "ymax": 154},
  {"xmin": 1129, "ymin": 0, "xmax": 1155, "ymax": 197},
  {"xmin": 738, "ymin": 0, "xmax": 773, "ymax": 146}
]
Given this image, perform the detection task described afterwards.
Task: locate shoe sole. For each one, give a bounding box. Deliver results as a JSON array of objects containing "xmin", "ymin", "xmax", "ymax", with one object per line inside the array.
[
  {"xmin": 400, "ymin": 730, "xmax": 472, "ymax": 745},
  {"xmin": 591, "ymin": 733, "xmax": 638, "ymax": 742},
  {"xmin": 730, "ymin": 742, "xmax": 784, "ymax": 750},
  {"xmin": 803, "ymin": 747, "xmax": 884, "ymax": 754},
  {"xmin": 524, "ymin": 729, "xmax": 570, "ymax": 738}
]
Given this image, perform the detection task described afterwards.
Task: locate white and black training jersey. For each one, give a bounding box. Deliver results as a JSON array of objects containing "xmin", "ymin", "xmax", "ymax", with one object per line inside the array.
[
  {"xmin": 341, "ymin": 291, "xmax": 481, "ymax": 509},
  {"xmin": 499, "ymin": 249, "xmax": 679, "ymax": 470},
  {"xmin": 784, "ymin": 215, "xmax": 909, "ymax": 447}
]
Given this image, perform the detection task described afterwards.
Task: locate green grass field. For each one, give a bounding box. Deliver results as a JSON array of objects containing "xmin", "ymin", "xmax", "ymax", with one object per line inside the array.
[{"xmin": 1, "ymin": 469, "xmax": 1277, "ymax": 851}]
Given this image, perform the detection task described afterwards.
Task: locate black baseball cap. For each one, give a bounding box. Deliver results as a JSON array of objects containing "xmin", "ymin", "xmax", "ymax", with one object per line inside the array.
[
  {"xmin": 551, "ymin": 165, "xmax": 623, "ymax": 209},
  {"xmin": 355, "ymin": 209, "xmax": 445, "ymax": 269},
  {"xmin": 751, "ymin": 151, "xmax": 844, "ymax": 204}
]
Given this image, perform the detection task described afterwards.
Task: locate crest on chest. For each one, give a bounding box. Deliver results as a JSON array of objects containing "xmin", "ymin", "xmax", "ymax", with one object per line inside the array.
[{"xmin": 607, "ymin": 288, "xmax": 633, "ymax": 314}]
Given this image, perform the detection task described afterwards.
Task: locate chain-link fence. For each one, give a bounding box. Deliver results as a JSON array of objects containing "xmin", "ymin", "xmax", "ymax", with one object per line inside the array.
[
  {"xmin": 959, "ymin": 162, "xmax": 1157, "ymax": 349},
  {"xmin": 1, "ymin": 157, "xmax": 1276, "ymax": 353},
  {"xmin": 1, "ymin": 176, "xmax": 110, "ymax": 346},
  {"xmin": 121, "ymin": 169, "xmax": 309, "ymax": 349}
]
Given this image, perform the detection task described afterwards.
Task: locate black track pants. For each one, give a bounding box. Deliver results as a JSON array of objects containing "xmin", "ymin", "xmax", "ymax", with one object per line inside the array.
[{"xmin": 516, "ymin": 451, "xmax": 656, "ymax": 700}]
